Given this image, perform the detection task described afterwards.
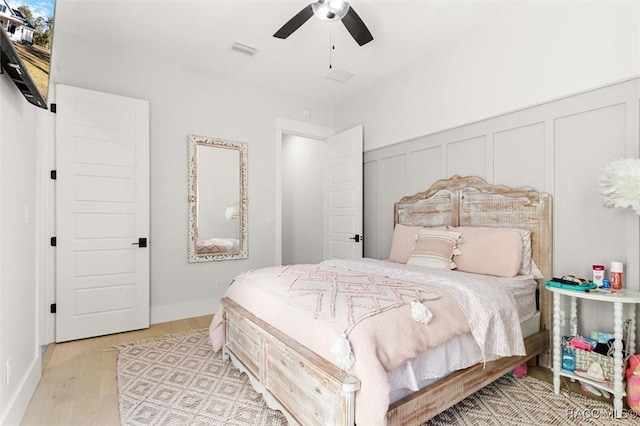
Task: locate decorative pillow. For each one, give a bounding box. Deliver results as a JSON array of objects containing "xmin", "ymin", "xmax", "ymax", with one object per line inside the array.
[
  {"xmin": 448, "ymin": 226, "xmax": 532, "ymax": 276},
  {"xmin": 530, "ymin": 259, "xmax": 544, "ymax": 279},
  {"xmin": 449, "ymin": 226, "xmax": 523, "ymax": 277},
  {"xmin": 407, "ymin": 229, "xmax": 462, "ymax": 269},
  {"xmin": 509, "ymin": 228, "xmax": 532, "ymax": 276},
  {"xmin": 389, "ymin": 224, "xmax": 423, "ymax": 263}
]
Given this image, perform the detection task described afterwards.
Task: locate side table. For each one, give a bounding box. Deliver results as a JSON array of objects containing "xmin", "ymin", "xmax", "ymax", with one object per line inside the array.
[{"xmin": 547, "ymin": 285, "xmax": 640, "ymax": 418}]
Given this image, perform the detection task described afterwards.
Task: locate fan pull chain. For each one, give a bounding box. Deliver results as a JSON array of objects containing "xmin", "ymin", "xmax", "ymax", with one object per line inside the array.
[{"xmin": 329, "ymin": 35, "xmax": 335, "ymax": 69}]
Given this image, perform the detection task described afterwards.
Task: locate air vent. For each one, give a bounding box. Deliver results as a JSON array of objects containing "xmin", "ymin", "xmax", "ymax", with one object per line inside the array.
[
  {"xmin": 325, "ymin": 68, "xmax": 354, "ymax": 83},
  {"xmin": 231, "ymin": 41, "xmax": 259, "ymax": 56}
]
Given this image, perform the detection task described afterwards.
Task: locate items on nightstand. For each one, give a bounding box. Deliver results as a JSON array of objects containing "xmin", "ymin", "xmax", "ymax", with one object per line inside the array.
[
  {"xmin": 590, "ymin": 331, "xmax": 620, "ymax": 357},
  {"xmin": 569, "ymin": 336, "xmax": 597, "ymax": 351},
  {"xmin": 593, "ymin": 264, "xmax": 605, "ymax": 286},
  {"xmin": 582, "ymin": 382, "xmax": 605, "ymax": 397},
  {"xmin": 576, "ymin": 362, "xmax": 607, "ymax": 382},
  {"xmin": 577, "ymin": 363, "xmax": 611, "ymax": 397},
  {"xmin": 561, "ymin": 337, "xmax": 576, "ymax": 372},
  {"xmin": 561, "ymin": 334, "xmax": 621, "ymax": 381},
  {"xmin": 558, "ymin": 275, "xmax": 587, "ymax": 284},
  {"xmin": 580, "ymin": 381, "xmax": 611, "ymax": 398},
  {"xmin": 610, "ymin": 261, "xmax": 624, "ymax": 290},
  {"xmin": 562, "ymin": 336, "xmax": 613, "ymax": 397},
  {"xmin": 574, "ymin": 339, "xmax": 628, "ymax": 382},
  {"xmin": 591, "ymin": 331, "xmax": 616, "ymax": 344},
  {"xmin": 546, "ymin": 278, "xmax": 597, "ymax": 292}
]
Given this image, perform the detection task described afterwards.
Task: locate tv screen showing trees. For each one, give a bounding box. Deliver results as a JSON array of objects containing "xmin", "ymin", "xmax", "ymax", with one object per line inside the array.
[{"xmin": 0, "ymin": 0, "xmax": 55, "ymax": 108}]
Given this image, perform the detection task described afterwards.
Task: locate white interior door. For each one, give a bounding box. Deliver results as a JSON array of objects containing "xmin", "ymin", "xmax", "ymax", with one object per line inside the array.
[
  {"xmin": 55, "ymin": 84, "xmax": 150, "ymax": 342},
  {"xmin": 323, "ymin": 125, "xmax": 363, "ymax": 259}
]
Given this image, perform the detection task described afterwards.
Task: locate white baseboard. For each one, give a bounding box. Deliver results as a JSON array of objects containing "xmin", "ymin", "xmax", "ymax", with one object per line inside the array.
[
  {"xmin": 150, "ymin": 297, "xmax": 218, "ymax": 325},
  {"xmin": 0, "ymin": 356, "xmax": 41, "ymax": 426}
]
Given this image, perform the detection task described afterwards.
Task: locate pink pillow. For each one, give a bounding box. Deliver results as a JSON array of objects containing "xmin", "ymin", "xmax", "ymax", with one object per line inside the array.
[
  {"xmin": 448, "ymin": 225, "xmax": 533, "ymax": 275},
  {"xmin": 389, "ymin": 224, "xmax": 422, "ymax": 263},
  {"xmin": 450, "ymin": 226, "xmax": 523, "ymax": 277}
]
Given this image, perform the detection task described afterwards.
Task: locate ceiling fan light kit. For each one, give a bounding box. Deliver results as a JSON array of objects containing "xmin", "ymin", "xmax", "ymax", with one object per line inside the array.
[
  {"xmin": 312, "ymin": 0, "xmax": 350, "ymax": 22},
  {"xmin": 273, "ymin": 0, "xmax": 373, "ymax": 46}
]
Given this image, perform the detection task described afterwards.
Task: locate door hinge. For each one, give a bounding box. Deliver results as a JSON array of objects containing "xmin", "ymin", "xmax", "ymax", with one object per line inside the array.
[
  {"xmin": 50, "ymin": 170, "xmax": 56, "ymax": 180},
  {"xmin": 50, "ymin": 237, "xmax": 56, "ymax": 246},
  {"xmin": 50, "ymin": 103, "xmax": 56, "ymax": 113},
  {"xmin": 50, "ymin": 303, "xmax": 56, "ymax": 314}
]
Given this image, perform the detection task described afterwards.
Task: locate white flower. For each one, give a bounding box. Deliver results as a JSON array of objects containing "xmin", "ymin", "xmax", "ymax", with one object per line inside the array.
[{"xmin": 599, "ymin": 158, "xmax": 640, "ymax": 214}]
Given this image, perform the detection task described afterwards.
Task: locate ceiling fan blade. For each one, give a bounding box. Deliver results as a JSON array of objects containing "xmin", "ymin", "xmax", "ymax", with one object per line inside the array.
[
  {"xmin": 273, "ymin": 4, "xmax": 314, "ymax": 39},
  {"xmin": 342, "ymin": 6, "xmax": 373, "ymax": 46}
]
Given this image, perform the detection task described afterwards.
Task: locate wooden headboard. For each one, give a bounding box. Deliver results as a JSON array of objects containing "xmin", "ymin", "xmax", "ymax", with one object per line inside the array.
[{"xmin": 393, "ymin": 175, "xmax": 553, "ymax": 356}]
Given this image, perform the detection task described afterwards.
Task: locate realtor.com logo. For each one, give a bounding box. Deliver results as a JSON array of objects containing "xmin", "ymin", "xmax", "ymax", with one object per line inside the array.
[{"xmin": 566, "ymin": 408, "xmax": 638, "ymax": 420}]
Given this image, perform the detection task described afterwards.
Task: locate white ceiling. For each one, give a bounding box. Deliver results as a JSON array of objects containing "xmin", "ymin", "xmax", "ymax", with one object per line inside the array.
[{"xmin": 52, "ymin": 0, "xmax": 521, "ymax": 106}]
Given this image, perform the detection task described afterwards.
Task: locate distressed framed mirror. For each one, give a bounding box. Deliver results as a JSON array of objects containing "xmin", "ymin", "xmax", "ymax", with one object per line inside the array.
[{"xmin": 188, "ymin": 134, "xmax": 248, "ymax": 262}]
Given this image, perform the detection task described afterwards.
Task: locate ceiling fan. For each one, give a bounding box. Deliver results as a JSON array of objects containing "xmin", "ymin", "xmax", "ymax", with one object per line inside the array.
[{"xmin": 273, "ymin": 0, "xmax": 374, "ymax": 47}]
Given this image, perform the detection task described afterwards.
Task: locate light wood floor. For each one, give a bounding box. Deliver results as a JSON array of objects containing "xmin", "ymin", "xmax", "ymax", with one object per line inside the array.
[
  {"xmin": 20, "ymin": 315, "xmax": 213, "ymax": 426},
  {"xmin": 20, "ymin": 316, "xmax": 612, "ymax": 425}
]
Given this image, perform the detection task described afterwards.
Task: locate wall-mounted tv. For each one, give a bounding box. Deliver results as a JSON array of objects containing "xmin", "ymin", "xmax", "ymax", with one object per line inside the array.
[{"xmin": 0, "ymin": 0, "xmax": 55, "ymax": 109}]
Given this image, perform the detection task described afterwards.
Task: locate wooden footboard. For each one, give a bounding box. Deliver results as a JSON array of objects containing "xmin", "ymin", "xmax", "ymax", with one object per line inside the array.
[
  {"xmin": 222, "ymin": 296, "xmax": 549, "ymax": 426},
  {"xmin": 222, "ymin": 297, "xmax": 360, "ymax": 426}
]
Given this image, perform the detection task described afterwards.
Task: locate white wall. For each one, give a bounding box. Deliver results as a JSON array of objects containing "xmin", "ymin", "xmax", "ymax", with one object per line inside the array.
[
  {"xmin": 49, "ymin": 36, "xmax": 334, "ymax": 323},
  {"xmin": 335, "ymin": 1, "xmax": 640, "ymax": 151},
  {"xmin": 0, "ymin": 72, "xmax": 42, "ymax": 425},
  {"xmin": 362, "ymin": 78, "xmax": 640, "ymax": 342},
  {"xmin": 282, "ymin": 134, "xmax": 324, "ymax": 265}
]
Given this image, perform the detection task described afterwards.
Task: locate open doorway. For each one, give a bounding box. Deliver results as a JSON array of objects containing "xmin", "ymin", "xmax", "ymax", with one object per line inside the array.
[
  {"xmin": 275, "ymin": 118, "xmax": 363, "ymax": 265},
  {"xmin": 282, "ymin": 134, "xmax": 325, "ymax": 265},
  {"xmin": 275, "ymin": 117, "xmax": 334, "ymax": 265}
]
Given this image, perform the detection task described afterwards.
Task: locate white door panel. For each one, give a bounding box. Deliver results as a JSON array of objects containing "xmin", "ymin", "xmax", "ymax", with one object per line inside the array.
[
  {"xmin": 323, "ymin": 125, "xmax": 363, "ymax": 260},
  {"xmin": 55, "ymin": 84, "xmax": 150, "ymax": 342},
  {"xmin": 74, "ymin": 213, "xmax": 136, "ymax": 238}
]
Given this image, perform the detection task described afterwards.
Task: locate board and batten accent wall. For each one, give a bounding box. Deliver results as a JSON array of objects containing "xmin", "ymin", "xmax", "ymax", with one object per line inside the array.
[{"xmin": 364, "ymin": 77, "xmax": 640, "ymax": 337}]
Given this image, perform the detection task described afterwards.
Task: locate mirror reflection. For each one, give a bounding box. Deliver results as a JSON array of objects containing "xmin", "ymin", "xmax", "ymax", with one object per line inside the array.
[{"xmin": 188, "ymin": 135, "xmax": 247, "ymax": 262}]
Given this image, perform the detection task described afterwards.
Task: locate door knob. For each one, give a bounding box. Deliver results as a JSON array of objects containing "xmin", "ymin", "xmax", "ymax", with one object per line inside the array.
[{"xmin": 131, "ymin": 238, "xmax": 147, "ymax": 247}]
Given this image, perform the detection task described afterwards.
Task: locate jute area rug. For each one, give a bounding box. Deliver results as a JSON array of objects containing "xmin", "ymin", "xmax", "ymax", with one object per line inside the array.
[{"xmin": 117, "ymin": 329, "xmax": 640, "ymax": 425}]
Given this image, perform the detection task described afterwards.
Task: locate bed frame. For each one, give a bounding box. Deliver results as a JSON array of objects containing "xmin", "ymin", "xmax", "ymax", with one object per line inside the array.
[{"xmin": 221, "ymin": 175, "xmax": 552, "ymax": 425}]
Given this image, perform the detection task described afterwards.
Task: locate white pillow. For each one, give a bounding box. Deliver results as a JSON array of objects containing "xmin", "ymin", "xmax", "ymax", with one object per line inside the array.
[{"xmin": 407, "ymin": 229, "xmax": 462, "ymax": 269}]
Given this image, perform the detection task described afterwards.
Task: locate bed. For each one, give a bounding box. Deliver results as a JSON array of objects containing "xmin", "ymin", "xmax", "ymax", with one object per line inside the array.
[
  {"xmin": 196, "ymin": 237, "xmax": 240, "ymax": 255},
  {"xmin": 209, "ymin": 175, "xmax": 552, "ymax": 425}
]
